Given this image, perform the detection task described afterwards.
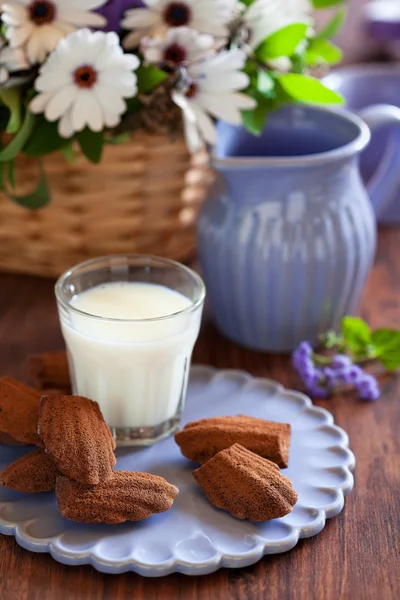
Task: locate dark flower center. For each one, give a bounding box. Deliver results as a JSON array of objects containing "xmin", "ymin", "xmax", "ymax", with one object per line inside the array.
[
  {"xmin": 74, "ymin": 66, "xmax": 97, "ymax": 89},
  {"xmin": 29, "ymin": 1, "xmax": 56, "ymax": 25},
  {"xmin": 185, "ymin": 82, "xmax": 198, "ymax": 99},
  {"xmin": 163, "ymin": 2, "xmax": 191, "ymax": 27},
  {"xmin": 163, "ymin": 43, "xmax": 187, "ymax": 65}
]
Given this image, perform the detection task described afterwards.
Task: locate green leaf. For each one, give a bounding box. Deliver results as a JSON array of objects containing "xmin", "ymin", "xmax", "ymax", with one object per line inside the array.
[
  {"xmin": 371, "ymin": 329, "xmax": 400, "ymax": 371},
  {"xmin": 136, "ymin": 65, "xmax": 167, "ymax": 95},
  {"xmin": 125, "ymin": 97, "xmax": 143, "ymax": 114},
  {"xmin": 60, "ymin": 141, "xmax": 76, "ymax": 163},
  {"xmin": 23, "ymin": 117, "xmax": 66, "ymax": 157},
  {"xmin": 312, "ymin": 0, "xmax": 344, "ymax": 8},
  {"xmin": 278, "ymin": 73, "xmax": 344, "ymax": 104},
  {"xmin": 6, "ymin": 167, "xmax": 50, "ymax": 209},
  {"xmin": 341, "ymin": 316, "xmax": 372, "ymax": 354},
  {"xmin": 291, "ymin": 52, "xmax": 306, "ymax": 74},
  {"xmin": 243, "ymin": 59, "xmax": 258, "ymax": 79},
  {"xmin": 256, "ymin": 23, "xmax": 308, "ymax": 61},
  {"xmin": 7, "ymin": 159, "xmax": 15, "ymax": 188},
  {"xmin": 317, "ymin": 7, "xmax": 347, "ymax": 39},
  {"xmin": 242, "ymin": 101, "xmax": 269, "ymax": 136},
  {"xmin": 323, "ymin": 330, "xmax": 343, "ymax": 349},
  {"xmin": 305, "ymin": 39, "xmax": 343, "ymax": 66},
  {"xmin": 241, "ymin": 86, "xmax": 273, "ymax": 136},
  {"xmin": 0, "ymin": 88, "xmax": 22, "ymax": 133},
  {"xmin": 77, "ymin": 129, "xmax": 104, "ymax": 164},
  {"xmin": 104, "ymin": 133, "xmax": 131, "ymax": 145},
  {"xmin": 0, "ymin": 106, "xmax": 10, "ymax": 132},
  {"xmin": 0, "ymin": 109, "xmax": 36, "ymax": 162}
]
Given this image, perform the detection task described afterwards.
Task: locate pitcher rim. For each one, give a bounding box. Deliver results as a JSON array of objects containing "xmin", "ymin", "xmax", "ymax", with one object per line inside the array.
[
  {"xmin": 324, "ymin": 63, "xmax": 400, "ymax": 79},
  {"xmin": 211, "ymin": 105, "xmax": 371, "ymax": 169}
]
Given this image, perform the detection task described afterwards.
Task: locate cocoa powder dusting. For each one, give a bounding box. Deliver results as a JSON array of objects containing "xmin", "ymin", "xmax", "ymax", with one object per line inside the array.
[{"xmin": 193, "ymin": 443, "xmax": 298, "ymax": 521}]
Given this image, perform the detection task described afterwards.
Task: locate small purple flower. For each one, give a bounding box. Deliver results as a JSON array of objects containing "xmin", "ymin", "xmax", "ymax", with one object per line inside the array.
[
  {"xmin": 292, "ymin": 353, "xmax": 313, "ymax": 372},
  {"xmin": 292, "ymin": 341, "xmax": 314, "ymax": 376},
  {"xmin": 336, "ymin": 364, "xmax": 363, "ymax": 385},
  {"xmin": 303, "ymin": 366, "xmax": 322, "ymax": 385},
  {"xmin": 322, "ymin": 367, "xmax": 337, "ymax": 389},
  {"xmin": 356, "ymin": 374, "xmax": 380, "ymax": 401},
  {"xmin": 298, "ymin": 341, "xmax": 312, "ymax": 357},
  {"xmin": 307, "ymin": 383, "xmax": 328, "ymax": 398},
  {"xmin": 332, "ymin": 355, "xmax": 352, "ymax": 369},
  {"xmin": 348, "ymin": 365, "xmax": 363, "ymax": 381}
]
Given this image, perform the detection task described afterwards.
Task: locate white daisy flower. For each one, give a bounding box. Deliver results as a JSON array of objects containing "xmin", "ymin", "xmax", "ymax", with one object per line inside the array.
[
  {"xmin": 172, "ymin": 48, "xmax": 256, "ymax": 152},
  {"xmin": 29, "ymin": 29, "xmax": 139, "ymax": 139},
  {"xmin": 242, "ymin": 0, "xmax": 309, "ymax": 50},
  {"xmin": 122, "ymin": 0, "xmax": 236, "ymax": 49},
  {"xmin": 141, "ymin": 26, "xmax": 214, "ymax": 67},
  {"xmin": 0, "ymin": 37, "xmax": 29, "ymax": 85},
  {"xmin": 1, "ymin": 0, "xmax": 108, "ymax": 65}
]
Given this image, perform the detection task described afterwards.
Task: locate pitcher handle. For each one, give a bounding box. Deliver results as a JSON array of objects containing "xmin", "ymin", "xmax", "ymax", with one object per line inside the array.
[{"xmin": 359, "ymin": 104, "xmax": 400, "ymax": 220}]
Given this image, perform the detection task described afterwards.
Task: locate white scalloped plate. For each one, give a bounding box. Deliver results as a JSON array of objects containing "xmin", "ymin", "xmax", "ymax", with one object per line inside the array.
[{"xmin": 0, "ymin": 366, "xmax": 355, "ymax": 577}]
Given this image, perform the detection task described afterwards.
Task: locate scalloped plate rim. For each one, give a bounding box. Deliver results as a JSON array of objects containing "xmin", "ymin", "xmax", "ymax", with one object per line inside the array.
[{"xmin": 0, "ymin": 365, "xmax": 356, "ymax": 577}]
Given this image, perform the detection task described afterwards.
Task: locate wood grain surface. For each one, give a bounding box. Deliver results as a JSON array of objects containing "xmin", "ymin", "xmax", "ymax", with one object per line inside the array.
[{"xmin": 0, "ymin": 228, "xmax": 399, "ymax": 600}]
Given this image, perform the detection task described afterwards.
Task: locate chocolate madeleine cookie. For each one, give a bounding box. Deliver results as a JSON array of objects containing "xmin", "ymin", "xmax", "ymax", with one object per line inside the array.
[
  {"xmin": 193, "ymin": 443, "xmax": 298, "ymax": 521},
  {"xmin": 175, "ymin": 415, "xmax": 291, "ymax": 467},
  {"xmin": 29, "ymin": 351, "xmax": 71, "ymax": 391},
  {"xmin": 56, "ymin": 472, "xmax": 179, "ymax": 524},
  {"xmin": 1, "ymin": 448, "xmax": 60, "ymax": 493},
  {"xmin": 0, "ymin": 377, "xmax": 41, "ymax": 445},
  {"xmin": 38, "ymin": 395, "xmax": 116, "ymax": 485}
]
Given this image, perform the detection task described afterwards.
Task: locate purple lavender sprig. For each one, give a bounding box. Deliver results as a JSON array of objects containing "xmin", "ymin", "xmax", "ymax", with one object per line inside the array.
[{"xmin": 292, "ymin": 342, "xmax": 380, "ymax": 401}]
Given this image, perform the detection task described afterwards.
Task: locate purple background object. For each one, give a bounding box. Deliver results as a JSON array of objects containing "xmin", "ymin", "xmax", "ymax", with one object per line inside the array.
[
  {"xmin": 96, "ymin": 0, "xmax": 144, "ymax": 32},
  {"xmin": 367, "ymin": 20, "xmax": 400, "ymax": 41},
  {"xmin": 365, "ymin": 1, "xmax": 400, "ymax": 41},
  {"xmin": 0, "ymin": 367, "xmax": 355, "ymax": 576}
]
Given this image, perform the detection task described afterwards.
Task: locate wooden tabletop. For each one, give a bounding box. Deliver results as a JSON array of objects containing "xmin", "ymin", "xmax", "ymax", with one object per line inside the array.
[{"xmin": 0, "ymin": 227, "xmax": 399, "ymax": 600}]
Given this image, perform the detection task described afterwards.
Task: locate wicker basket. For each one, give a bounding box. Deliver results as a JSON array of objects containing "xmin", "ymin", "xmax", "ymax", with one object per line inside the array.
[{"xmin": 0, "ymin": 133, "xmax": 214, "ymax": 278}]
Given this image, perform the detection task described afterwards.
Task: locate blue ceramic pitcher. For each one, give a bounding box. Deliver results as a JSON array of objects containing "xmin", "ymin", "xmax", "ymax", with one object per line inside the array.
[
  {"xmin": 324, "ymin": 64, "xmax": 400, "ymax": 223},
  {"xmin": 197, "ymin": 104, "xmax": 399, "ymax": 353}
]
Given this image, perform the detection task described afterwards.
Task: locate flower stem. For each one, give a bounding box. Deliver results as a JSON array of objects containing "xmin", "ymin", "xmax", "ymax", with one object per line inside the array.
[{"xmin": 312, "ymin": 353, "xmax": 333, "ymax": 366}]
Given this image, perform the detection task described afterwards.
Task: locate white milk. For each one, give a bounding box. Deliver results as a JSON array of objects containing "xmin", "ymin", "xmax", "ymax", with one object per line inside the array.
[{"xmin": 60, "ymin": 282, "xmax": 201, "ymax": 430}]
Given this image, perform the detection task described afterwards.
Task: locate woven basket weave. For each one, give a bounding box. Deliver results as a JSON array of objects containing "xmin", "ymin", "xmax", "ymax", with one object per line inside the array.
[{"xmin": 0, "ymin": 133, "xmax": 214, "ymax": 278}]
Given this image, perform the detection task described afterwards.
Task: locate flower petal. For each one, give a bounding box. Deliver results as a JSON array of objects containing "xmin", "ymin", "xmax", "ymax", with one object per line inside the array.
[
  {"xmin": 121, "ymin": 9, "xmax": 160, "ymax": 29},
  {"xmin": 26, "ymin": 28, "xmax": 48, "ymax": 64},
  {"xmin": 57, "ymin": 8, "xmax": 107, "ymax": 28},
  {"xmin": 93, "ymin": 85, "xmax": 126, "ymax": 115},
  {"xmin": 70, "ymin": 91, "xmax": 92, "ymax": 132},
  {"xmin": 58, "ymin": 109, "xmax": 74, "ymax": 138},
  {"xmin": 36, "ymin": 70, "xmax": 71, "ymax": 92},
  {"xmin": 197, "ymin": 91, "xmax": 252, "ymax": 124},
  {"xmin": 192, "ymin": 104, "xmax": 217, "ymax": 145},
  {"xmin": 6, "ymin": 22, "xmax": 33, "ymax": 48},
  {"xmin": 86, "ymin": 100, "xmax": 104, "ymax": 132},
  {"xmin": 103, "ymin": 109, "xmax": 121, "ymax": 128},
  {"xmin": 29, "ymin": 91, "xmax": 53, "ymax": 114},
  {"xmin": 182, "ymin": 114, "xmax": 203, "ymax": 153},
  {"xmin": 44, "ymin": 85, "xmax": 77, "ymax": 122}
]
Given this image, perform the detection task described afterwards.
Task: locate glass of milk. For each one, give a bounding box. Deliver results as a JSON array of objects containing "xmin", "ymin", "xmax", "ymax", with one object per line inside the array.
[{"xmin": 55, "ymin": 255, "xmax": 205, "ymax": 446}]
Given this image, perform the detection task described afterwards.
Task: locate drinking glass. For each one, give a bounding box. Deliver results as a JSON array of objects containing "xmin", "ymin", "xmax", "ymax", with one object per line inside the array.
[{"xmin": 55, "ymin": 255, "xmax": 205, "ymax": 446}]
